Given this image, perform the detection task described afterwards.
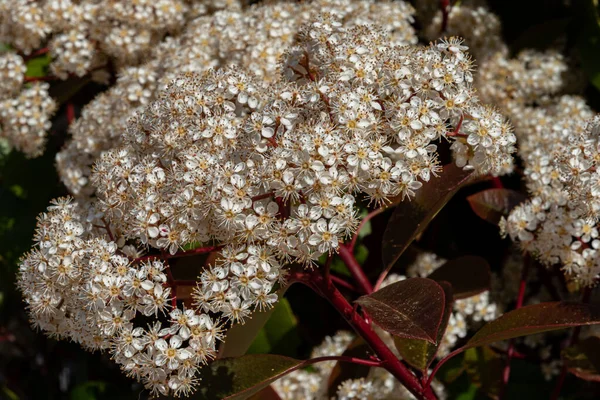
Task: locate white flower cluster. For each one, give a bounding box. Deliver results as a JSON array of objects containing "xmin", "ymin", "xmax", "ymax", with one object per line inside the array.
[
  {"xmin": 0, "ymin": 79, "xmax": 56, "ymax": 157},
  {"xmin": 17, "ymin": 198, "xmax": 223, "ymax": 397},
  {"xmin": 424, "ymin": 0, "xmax": 600, "ymax": 288},
  {"xmin": 385, "ymin": 252, "xmax": 498, "ymax": 357},
  {"xmin": 272, "ymin": 330, "xmax": 447, "ymax": 400},
  {"xmin": 425, "ymin": 2, "xmax": 506, "ymax": 63},
  {"xmin": 19, "ymin": 1, "xmax": 518, "ymax": 396},
  {"xmin": 0, "ymin": 0, "xmax": 244, "ymax": 157},
  {"xmin": 0, "ymin": 51, "xmax": 56, "ymax": 157},
  {"xmin": 56, "ymin": 0, "xmax": 419, "ymax": 196}
]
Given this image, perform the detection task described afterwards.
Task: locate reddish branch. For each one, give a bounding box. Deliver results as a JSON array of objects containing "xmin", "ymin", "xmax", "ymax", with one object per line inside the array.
[
  {"xmin": 331, "ymin": 275, "xmax": 358, "ymax": 292},
  {"xmin": 23, "ymin": 47, "xmax": 49, "ymax": 61},
  {"xmin": 440, "ymin": 0, "xmax": 451, "ymax": 34},
  {"xmin": 66, "ymin": 103, "xmax": 76, "ymax": 125},
  {"xmin": 291, "ymin": 269, "xmax": 437, "ymax": 400},
  {"xmin": 306, "ymin": 355, "xmax": 383, "ymax": 368},
  {"xmin": 338, "ymin": 244, "xmax": 373, "ymax": 295}
]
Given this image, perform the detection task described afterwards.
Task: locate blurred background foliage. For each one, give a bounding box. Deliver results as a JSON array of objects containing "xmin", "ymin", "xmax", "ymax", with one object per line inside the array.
[{"xmin": 3, "ymin": 0, "xmax": 600, "ymax": 399}]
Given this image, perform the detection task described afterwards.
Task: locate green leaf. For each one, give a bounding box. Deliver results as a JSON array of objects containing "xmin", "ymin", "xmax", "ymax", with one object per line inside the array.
[
  {"xmin": 25, "ymin": 54, "xmax": 51, "ymax": 78},
  {"xmin": 2, "ymin": 386, "xmax": 19, "ymax": 400},
  {"xmin": 355, "ymin": 244, "xmax": 369, "ymax": 265},
  {"xmin": 467, "ymin": 188, "xmax": 526, "ymax": 226},
  {"xmin": 465, "ymin": 302, "xmax": 600, "ymax": 350},
  {"xmin": 69, "ymin": 381, "xmax": 107, "ymax": 400},
  {"xmin": 357, "ymin": 209, "xmax": 373, "ymax": 239},
  {"xmin": 192, "ymin": 354, "xmax": 304, "ymax": 400},
  {"xmin": 247, "ymin": 298, "xmax": 301, "ymax": 357},
  {"xmin": 562, "ymin": 336, "xmax": 600, "ymax": 382},
  {"xmin": 394, "ymin": 281, "xmax": 454, "ymax": 371},
  {"xmin": 382, "ymin": 163, "xmax": 473, "ymax": 272},
  {"xmin": 356, "ymin": 278, "xmax": 446, "ymax": 343},
  {"xmin": 327, "ymin": 337, "xmax": 373, "ymax": 397},
  {"xmin": 463, "ymin": 347, "xmax": 503, "ymax": 398},
  {"xmin": 427, "ymin": 256, "xmax": 491, "ymax": 300}
]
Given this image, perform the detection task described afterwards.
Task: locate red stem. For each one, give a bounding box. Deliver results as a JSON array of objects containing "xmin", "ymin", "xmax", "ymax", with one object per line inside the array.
[
  {"xmin": 550, "ymin": 287, "xmax": 592, "ymax": 400},
  {"xmin": 23, "ymin": 47, "xmax": 49, "ymax": 61},
  {"xmin": 440, "ymin": 0, "xmax": 451, "ymax": 34},
  {"xmin": 132, "ymin": 245, "xmax": 224, "ymax": 264},
  {"xmin": 338, "ymin": 244, "xmax": 373, "ymax": 294},
  {"xmin": 331, "ymin": 275, "xmax": 358, "ymax": 292},
  {"xmin": 291, "ymin": 270, "xmax": 437, "ymax": 400},
  {"xmin": 67, "ymin": 103, "xmax": 75, "ymax": 125},
  {"xmin": 306, "ymin": 355, "xmax": 383, "ymax": 368},
  {"xmin": 499, "ymin": 256, "xmax": 530, "ymax": 399},
  {"xmin": 24, "ymin": 76, "xmax": 59, "ymax": 82}
]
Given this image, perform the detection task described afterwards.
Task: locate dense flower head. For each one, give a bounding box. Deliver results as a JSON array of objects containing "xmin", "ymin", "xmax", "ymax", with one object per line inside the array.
[
  {"xmin": 0, "ymin": 0, "xmax": 246, "ymax": 157},
  {"xmin": 56, "ymin": 0, "xmax": 419, "ymax": 195},
  {"xmin": 18, "ymin": 1, "xmax": 518, "ymax": 396},
  {"xmin": 17, "ymin": 198, "xmax": 223, "ymax": 397}
]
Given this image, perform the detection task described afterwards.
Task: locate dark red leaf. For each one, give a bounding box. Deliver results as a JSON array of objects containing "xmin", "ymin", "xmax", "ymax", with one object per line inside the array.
[
  {"xmin": 465, "ymin": 302, "xmax": 600, "ymax": 350},
  {"xmin": 193, "ymin": 354, "xmax": 303, "ymax": 400},
  {"xmin": 356, "ymin": 278, "xmax": 446, "ymax": 343},
  {"xmin": 394, "ymin": 281, "xmax": 454, "ymax": 371},
  {"xmin": 327, "ymin": 337, "xmax": 373, "ymax": 397},
  {"xmin": 427, "ymin": 256, "xmax": 491, "ymax": 299},
  {"xmin": 382, "ymin": 163, "xmax": 473, "ymax": 272},
  {"xmin": 563, "ymin": 336, "xmax": 600, "ymax": 382},
  {"xmin": 467, "ymin": 188, "xmax": 526, "ymax": 225}
]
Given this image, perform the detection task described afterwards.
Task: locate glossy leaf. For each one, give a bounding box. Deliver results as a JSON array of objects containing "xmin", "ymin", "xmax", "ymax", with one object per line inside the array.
[
  {"xmin": 193, "ymin": 354, "xmax": 303, "ymax": 400},
  {"xmin": 247, "ymin": 298, "xmax": 301, "ymax": 357},
  {"xmin": 465, "ymin": 302, "xmax": 600, "ymax": 350},
  {"xmin": 25, "ymin": 54, "xmax": 51, "ymax": 78},
  {"xmin": 382, "ymin": 163, "xmax": 473, "ymax": 271},
  {"xmin": 248, "ymin": 385, "xmax": 282, "ymax": 400},
  {"xmin": 219, "ymin": 289, "xmax": 292, "ymax": 358},
  {"xmin": 327, "ymin": 337, "xmax": 373, "ymax": 397},
  {"xmin": 562, "ymin": 336, "xmax": 600, "ymax": 382},
  {"xmin": 356, "ymin": 278, "xmax": 446, "ymax": 343},
  {"xmin": 467, "ymin": 188, "xmax": 526, "ymax": 225},
  {"xmin": 394, "ymin": 281, "xmax": 454, "ymax": 371},
  {"xmin": 427, "ymin": 256, "xmax": 491, "ymax": 299},
  {"xmin": 463, "ymin": 347, "xmax": 503, "ymax": 398}
]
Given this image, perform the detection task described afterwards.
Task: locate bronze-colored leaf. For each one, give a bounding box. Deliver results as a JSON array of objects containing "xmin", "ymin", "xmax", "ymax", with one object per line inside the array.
[
  {"xmin": 394, "ymin": 281, "xmax": 454, "ymax": 371},
  {"xmin": 356, "ymin": 278, "xmax": 446, "ymax": 343},
  {"xmin": 382, "ymin": 163, "xmax": 473, "ymax": 272},
  {"xmin": 427, "ymin": 256, "xmax": 491, "ymax": 299},
  {"xmin": 192, "ymin": 354, "xmax": 303, "ymax": 400},
  {"xmin": 467, "ymin": 188, "xmax": 526, "ymax": 225},
  {"xmin": 466, "ymin": 302, "xmax": 600, "ymax": 350},
  {"xmin": 563, "ymin": 336, "xmax": 600, "ymax": 382}
]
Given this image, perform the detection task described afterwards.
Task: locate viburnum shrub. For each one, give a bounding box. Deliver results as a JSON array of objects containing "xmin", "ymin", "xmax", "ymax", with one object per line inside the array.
[{"xmin": 6, "ymin": 0, "xmax": 600, "ymax": 399}]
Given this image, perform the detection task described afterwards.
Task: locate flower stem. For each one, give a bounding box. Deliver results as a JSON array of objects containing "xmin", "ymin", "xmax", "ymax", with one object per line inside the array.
[
  {"xmin": 291, "ymin": 269, "xmax": 437, "ymax": 400},
  {"xmin": 338, "ymin": 244, "xmax": 373, "ymax": 294}
]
